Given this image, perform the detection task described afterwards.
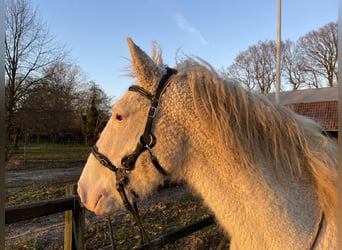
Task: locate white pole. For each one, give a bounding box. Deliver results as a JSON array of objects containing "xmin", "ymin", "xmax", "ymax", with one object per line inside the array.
[{"xmin": 275, "ymin": 0, "xmax": 281, "ymax": 104}]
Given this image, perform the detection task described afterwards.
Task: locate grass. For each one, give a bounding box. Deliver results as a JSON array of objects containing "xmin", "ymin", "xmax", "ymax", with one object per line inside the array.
[
  {"xmin": 5, "ymin": 182, "xmax": 72, "ymax": 206},
  {"xmin": 9, "ymin": 143, "xmax": 91, "ymax": 162},
  {"xmin": 5, "ymin": 238, "xmax": 55, "ymax": 250}
]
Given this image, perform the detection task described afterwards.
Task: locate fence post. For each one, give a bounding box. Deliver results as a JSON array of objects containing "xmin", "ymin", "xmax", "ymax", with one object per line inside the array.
[
  {"xmin": 64, "ymin": 184, "xmax": 85, "ymax": 250},
  {"xmin": 64, "ymin": 184, "xmax": 73, "ymax": 250}
]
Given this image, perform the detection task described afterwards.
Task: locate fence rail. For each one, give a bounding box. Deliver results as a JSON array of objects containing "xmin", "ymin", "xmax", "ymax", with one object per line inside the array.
[
  {"xmin": 135, "ymin": 215, "xmax": 215, "ymax": 250},
  {"xmin": 5, "ymin": 195, "xmax": 79, "ymax": 224},
  {"xmin": 5, "ymin": 184, "xmax": 222, "ymax": 249}
]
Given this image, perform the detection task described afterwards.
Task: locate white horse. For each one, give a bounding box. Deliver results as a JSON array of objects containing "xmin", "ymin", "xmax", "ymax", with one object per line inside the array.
[{"xmin": 77, "ymin": 38, "xmax": 338, "ymax": 249}]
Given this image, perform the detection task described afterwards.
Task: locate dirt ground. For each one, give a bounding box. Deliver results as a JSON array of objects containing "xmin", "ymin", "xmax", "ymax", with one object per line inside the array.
[
  {"xmin": 5, "ymin": 161, "xmax": 189, "ymax": 248},
  {"xmin": 5, "ymin": 160, "xmax": 85, "ymax": 188},
  {"xmin": 5, "ymin": 165, "xmax": 83, "ymax": 188}
]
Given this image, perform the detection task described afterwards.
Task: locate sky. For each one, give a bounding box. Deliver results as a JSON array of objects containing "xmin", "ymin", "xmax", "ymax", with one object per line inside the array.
[{"xmin": 30, "ymin": 0, "xmax": 338, "ymax": 101}]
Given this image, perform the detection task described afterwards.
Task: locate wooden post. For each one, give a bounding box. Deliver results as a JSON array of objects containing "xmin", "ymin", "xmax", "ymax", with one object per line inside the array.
[
  {"xmin": 64, "ymin": 184, "xmax": 73, "ymax": 250},
  {"xmin": 64, "ymin": 184, "xmax": 85, "ymax": 250},
  {"xmin": 72, "ymin": 184, "xmax": 85, "ymax": 250}
]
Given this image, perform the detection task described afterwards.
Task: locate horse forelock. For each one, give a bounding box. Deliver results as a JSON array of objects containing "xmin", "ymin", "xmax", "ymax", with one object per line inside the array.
[{"xmin": 175, "ymin": 58, "xmax": 338, "ymax": 219}]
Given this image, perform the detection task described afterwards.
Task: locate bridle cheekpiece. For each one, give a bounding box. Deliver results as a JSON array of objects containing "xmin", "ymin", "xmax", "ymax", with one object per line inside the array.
[{"xmin": 91, "ymin": 67, "xmax": 177, "ymax": 247}]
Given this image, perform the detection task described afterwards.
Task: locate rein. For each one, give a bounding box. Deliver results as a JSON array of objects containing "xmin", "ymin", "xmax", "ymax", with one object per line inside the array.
[{"xmin": 91, "ymin": 67, "xmax": 177, "ymax": 248}]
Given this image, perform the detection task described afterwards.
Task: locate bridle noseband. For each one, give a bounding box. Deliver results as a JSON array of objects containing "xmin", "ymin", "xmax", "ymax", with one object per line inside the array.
[{"xmin": 91, "ymin": 67, "xmax": 177, "ymax": 247}]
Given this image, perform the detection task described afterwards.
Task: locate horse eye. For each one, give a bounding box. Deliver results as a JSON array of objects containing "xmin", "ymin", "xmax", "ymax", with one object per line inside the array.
[{"xmin": 115, "ymin": 114, "xmax": 124, "ymax": 121}]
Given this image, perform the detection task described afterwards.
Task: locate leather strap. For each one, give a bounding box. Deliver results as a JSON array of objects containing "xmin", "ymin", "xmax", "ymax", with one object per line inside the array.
[{"xmin": 122, "ymin": 67, "xmax": 177, "ymax": 171}]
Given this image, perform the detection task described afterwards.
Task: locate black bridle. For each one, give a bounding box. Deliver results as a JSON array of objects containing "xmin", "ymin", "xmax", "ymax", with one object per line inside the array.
[{"xmin": 91, "ymin": 67, "xmax": 177, "ymax": 247}]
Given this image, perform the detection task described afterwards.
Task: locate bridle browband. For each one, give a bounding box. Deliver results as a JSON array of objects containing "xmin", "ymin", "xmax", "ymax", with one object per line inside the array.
[{"xmin": 91, "ymin": 67, "xmax": 177, "ymax": 248}]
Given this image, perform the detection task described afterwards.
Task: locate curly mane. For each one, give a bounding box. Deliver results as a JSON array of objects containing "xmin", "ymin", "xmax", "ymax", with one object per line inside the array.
[{"xmin": 176, "ymin": 58, "xmax": 338, "ymax": 220}]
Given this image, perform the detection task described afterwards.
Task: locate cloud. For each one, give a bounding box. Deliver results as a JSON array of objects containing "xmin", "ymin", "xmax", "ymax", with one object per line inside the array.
[{"xmin": 175, "ymin": 13, "xmax": 208, "ymax": 45}]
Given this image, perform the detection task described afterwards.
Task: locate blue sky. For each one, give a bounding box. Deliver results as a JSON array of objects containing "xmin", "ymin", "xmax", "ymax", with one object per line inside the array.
[{"xmin": 31, "ymin": 0, "xmax": 337, "ymax": 100}]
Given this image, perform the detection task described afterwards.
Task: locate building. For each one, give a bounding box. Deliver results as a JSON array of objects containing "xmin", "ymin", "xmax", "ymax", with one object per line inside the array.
[{"xmin": 267, "ymin": 87, "xmax": 338, "ymax": 142}]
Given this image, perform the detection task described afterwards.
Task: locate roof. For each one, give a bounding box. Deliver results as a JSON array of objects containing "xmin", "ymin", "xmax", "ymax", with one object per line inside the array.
[
  {"xmin": 267, "ymin": 87, "xmax": 338, "ymax": 105},
  {"xmin": 265, "ymin": 88, "xmax": 338, "ymax": 132},
  {"xmin": 287, "ymin": 101, "xmax": 338, "ymax": 131}
]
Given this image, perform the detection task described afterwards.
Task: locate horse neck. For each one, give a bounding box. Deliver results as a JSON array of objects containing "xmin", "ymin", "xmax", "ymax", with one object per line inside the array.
[{"xmin": 182, "ymin": 130, "xmax": 323, "ymax": 249}]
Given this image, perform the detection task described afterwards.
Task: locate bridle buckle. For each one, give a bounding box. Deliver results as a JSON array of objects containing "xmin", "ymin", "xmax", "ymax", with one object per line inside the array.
[
  {"xmin": 148, "ymin": 106, "xmax": 157, "ymax": 118},
  {"xmin": 100, "ymin": 158, "xmax": 109, "ymax": 167}
]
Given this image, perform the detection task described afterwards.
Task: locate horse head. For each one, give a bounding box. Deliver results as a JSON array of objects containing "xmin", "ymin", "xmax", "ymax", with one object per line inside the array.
[{"xmin": 77, "ymin": 38, "xmax": 189, "ymax": 215}]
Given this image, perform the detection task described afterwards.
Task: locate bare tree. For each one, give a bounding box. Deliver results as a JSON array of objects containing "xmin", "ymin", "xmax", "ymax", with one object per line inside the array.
[
  {"xmin": 42, "ymin": 62, "xmax": 84, "ymax": 110},
  {"xmin": 282, "ymin": 40, "xmax": 306, "ymax": 90},
  {"xmin": 220, "ymin": 50, "xmax": 255, "ymax": 90},
  {"xmin": 5, "ymin": 0, "xmax": 67, "ymax": 145},
  {"xmin": 222, "ymin": 40, "xmax": 277, "ymax": 93},
  {"xmin": 13, "ymin": 59, "xmax": 112, "ymax": 145},
  {"xmin": 15, "ymin": 83, "xmax": 76, "ymax": 143},
  {"xmin": 222, "ymin": 22, "xmax": 337, "ymax": 92},
  {"xmin": 297, "ymin": 21, "xmax": 338, "ymax": 87},
  {"xmin": 14, "ymin": 62, "xmax": 90, "ymax": 144}
]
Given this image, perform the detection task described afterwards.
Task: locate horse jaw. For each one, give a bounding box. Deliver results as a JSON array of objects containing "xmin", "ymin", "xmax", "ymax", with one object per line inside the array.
[{"xmin": 126, "ymin": 37, "xmax": 164, "ymax": 92}]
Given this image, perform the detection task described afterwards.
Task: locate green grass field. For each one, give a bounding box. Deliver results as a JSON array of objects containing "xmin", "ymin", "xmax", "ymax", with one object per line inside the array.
[{"xmin": 9, "ymin": 143, "xmax": 91, "ymax": 162}]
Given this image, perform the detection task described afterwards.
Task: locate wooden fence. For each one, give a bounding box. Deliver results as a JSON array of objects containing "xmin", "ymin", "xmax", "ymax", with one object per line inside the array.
[
  {"xmin": 6, "ymin": 184, "xmax": 85, "ymax": 250},
  {"xmin": 5, "ymin": 184, "xmax": 220, "ymax": 249}
]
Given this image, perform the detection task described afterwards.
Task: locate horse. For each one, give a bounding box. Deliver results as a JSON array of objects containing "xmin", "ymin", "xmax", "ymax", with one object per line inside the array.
[{"xmin": 77, "ymin": 38, "xmax": 338, "ymax": 249}]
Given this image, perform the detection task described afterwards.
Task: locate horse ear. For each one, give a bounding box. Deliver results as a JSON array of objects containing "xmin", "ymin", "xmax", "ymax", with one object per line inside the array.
[{"xmin": 126, "ymin": 37, "xmax": 163, "ymax": 90}]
